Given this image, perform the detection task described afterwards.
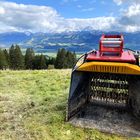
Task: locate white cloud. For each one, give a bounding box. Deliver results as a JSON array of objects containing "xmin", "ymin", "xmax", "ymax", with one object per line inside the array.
[
  {"xmin": 125, "ymin": 25, "xmax": 140, "ymax": 32},
  {"xmin": 119, "ymin": 3, "xmax": 140, "ymax": 32},
  {"xmin": 0, "ymin": 1, "xmax": 117, "ymax": 33},
  {"xmin": 112, "ymin": 0, "xmax": 140, "ymax": 32},
  {"xmin": 124, "ymin": 4, "xmax": 140, "ymax": 17},
  {"xmin": 0, "ymin": 1, "xmax": 61, "ymax": 33},
  {"xmin": 0, "ymin": 7, "xmax": 5, "ymax": 14},
  {"xmin": 0, "ymin": 1, "xmax": 140, "ymax": 33},
  {"xmin": 67, "ymin": 17, "xmax": 116, "ymax": 31}
]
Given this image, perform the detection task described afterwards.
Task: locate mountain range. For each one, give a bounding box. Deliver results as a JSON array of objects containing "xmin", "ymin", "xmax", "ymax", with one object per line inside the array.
[{"xmin": 0, "ymin": 31, "xmax": 140, "ymax": 53}]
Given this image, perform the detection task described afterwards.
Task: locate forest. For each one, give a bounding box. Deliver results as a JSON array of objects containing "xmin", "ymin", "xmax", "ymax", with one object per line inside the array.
[{"xmin": 0, "ymin": 45, "xmax": 77, "ymax": 70}]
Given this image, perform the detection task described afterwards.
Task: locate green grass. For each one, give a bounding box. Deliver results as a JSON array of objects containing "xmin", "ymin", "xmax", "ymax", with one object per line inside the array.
[{"xmin": 0, "ymin": 70, "xmax": 139, "ymax": 140}]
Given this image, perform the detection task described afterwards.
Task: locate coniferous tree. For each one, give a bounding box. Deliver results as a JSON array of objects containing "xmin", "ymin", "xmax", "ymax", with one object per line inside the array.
[
  {"xmin": 33, "ymin": 54, "xmax": 47, "ymax": 70},
  {"xmin": 0, "ymin": 49, "xmax": 7, "ymax": 70},
  {"xmin": 39, "ymin": 54, "xmax": 47, "ymax": 69},
  {"xmin": 25, "ymin": 48, "xmax": 35, "ymax": 69},
  {"xmin": 61, "ymin": 48, "xmax": 67, "ymax": 68},
  {"xmin": 66, "ymin": 51, "xmax": 73, "ymax": 68},
  {"xmin": 33, "ymin": 55, "xmax": 40, "ymax": 69},
  {"xmin": 14, "ymin": 45, "xmax": 24, "ymax": 69},
  {"xmin": 55, "ymin": 48, "xmax": 77, "ymax": 69},
  {"xmin": 55, "ymin": 49, "xmax": 61, "ymax": 68},
  {"xmin": 3, "ymin": 49, "xmax": 9, "ymax": 68},
  {"xmin": 47, "ymin": 57, "xmax": 56, "ymax": 66},
  {"xmin": 9, "ymin": 45, "xmax": 24, "ymax": 70},
  {"xmin": 55, "ymin": 48, "xmax": 67, "ymax": 69},
  {"xmin": 71, "ymin": 51, "xmax": 77, "ymax": 67},
  {"xmin": 9, "ymin": 45, "xmax": 16, "ymax": 69},
  {"xmin": 46, "ymin": 57, "xmax": 55, "ymax": 69}
]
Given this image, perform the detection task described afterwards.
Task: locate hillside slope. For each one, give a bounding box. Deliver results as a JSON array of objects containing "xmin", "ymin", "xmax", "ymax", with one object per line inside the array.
[
  {"xmin": 0, "ymin": 70, "xmax": 137, "ymax": 140},
  {"xmin": 1, "ymin": 31, "xmax": 140, "ymax": 52}
]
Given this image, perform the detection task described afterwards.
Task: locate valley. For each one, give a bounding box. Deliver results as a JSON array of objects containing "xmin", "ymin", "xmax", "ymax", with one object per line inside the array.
[{"xmin": 0, "ymin": 31, "xmax": 140, "ymax": 57}]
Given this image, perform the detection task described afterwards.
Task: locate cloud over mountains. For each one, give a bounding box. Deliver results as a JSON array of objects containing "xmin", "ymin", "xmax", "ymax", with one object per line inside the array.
[{"xmin": 0, "ymin": 1, "xmax": 139, "ymax": 33}]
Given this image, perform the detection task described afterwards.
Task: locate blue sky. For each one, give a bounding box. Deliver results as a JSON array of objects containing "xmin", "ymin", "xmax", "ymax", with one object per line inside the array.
[
  {"xmin": 4, "ymin": 0, "xmax": 128, "ymax": 18},
  {"xmin": 0, "ymin": 0, "xmax": 139, "ymax": 33}
]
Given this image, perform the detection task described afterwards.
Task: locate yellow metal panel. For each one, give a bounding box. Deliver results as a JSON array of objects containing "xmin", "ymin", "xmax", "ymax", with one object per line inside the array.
[{"xmin": 77, "ymin": 62, "xmax": 140, "ymax": 75}]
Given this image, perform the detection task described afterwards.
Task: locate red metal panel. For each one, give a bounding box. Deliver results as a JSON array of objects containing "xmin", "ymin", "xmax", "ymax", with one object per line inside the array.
[{"xmin": 86, "ymin": 51, "xmax": 136, "ymax": 63}]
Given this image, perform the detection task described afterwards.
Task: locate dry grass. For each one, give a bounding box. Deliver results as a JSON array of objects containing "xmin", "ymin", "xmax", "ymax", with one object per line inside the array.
[{"xmin": 0, "ymin": 70, "xmax": 139, "ymax": 140}]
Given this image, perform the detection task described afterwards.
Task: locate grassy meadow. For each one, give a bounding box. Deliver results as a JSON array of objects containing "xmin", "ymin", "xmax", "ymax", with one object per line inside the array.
[{"xmin": 0, "ymin": 70, "xmax": 139, "ymax": 140}]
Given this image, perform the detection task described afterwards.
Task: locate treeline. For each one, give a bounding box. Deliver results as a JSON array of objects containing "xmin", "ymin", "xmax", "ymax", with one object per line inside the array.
[
  {"xmin": 0, "ymin": 45, "xmax": 77, "ymax": 70},
  {"xmin": 55, "ymin": 48, "xmax": 76, "ymax": 69}
]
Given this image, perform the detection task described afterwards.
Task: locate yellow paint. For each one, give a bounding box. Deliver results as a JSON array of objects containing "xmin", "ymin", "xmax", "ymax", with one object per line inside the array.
[{"xmin": 77, "ymin": 62, "xmax": 140, "ymax": 75}]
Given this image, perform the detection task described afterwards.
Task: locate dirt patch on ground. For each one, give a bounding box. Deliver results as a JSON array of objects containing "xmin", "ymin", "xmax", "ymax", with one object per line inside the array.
[{"xmin": 70, "ymin": 103, "xmax": 140, "ymax": 137}]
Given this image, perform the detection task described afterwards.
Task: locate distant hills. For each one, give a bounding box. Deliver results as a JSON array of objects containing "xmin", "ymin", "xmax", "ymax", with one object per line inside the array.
[{"xmin": 0, "ymin": 31, "xmax": 140, "ymax": 53}]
